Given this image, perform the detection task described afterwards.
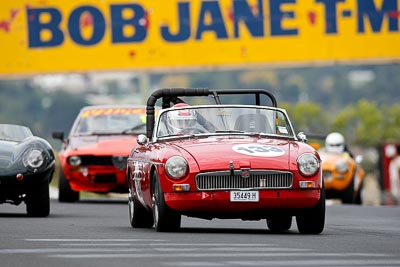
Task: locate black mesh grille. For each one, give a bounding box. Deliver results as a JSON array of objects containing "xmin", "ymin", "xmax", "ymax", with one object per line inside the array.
[
  {"xmin": 80, "ymin": 156, "xmax": 113, "ymax": 166},
  {"xmin": 93, "ymin": 174, "xmax": 117, "ymax": 183}
]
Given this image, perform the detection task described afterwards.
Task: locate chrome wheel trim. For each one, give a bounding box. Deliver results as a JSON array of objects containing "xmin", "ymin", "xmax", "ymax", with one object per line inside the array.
[
  {"xmin": 128, "ymin": 190, "xmax": 134, "ymax": 222},
  {"xmin": 152, "ymin": 194, "xmax": 159, "ymax": 227}
]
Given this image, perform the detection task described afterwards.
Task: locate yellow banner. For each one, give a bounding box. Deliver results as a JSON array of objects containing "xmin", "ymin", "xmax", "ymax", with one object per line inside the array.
[{"xmin": 1, "ymin": 0, "xmax": 399, "ymax": 75}]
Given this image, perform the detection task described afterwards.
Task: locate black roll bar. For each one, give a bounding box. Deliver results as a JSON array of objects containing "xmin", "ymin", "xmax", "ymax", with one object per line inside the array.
[{"xmin": 145, "ymin": 88, "xmax": 277, "ymax": 138}]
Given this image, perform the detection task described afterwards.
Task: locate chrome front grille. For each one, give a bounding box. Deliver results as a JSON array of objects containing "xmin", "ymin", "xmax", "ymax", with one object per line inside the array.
[{"xmin": 195, "ymin": 170, "xmax": 293, "ymax": 190}]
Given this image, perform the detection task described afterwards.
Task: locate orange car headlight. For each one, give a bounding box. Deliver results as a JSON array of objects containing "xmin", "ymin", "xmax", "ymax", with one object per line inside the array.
[{"xmin": 335, "ymin": 160, "xmax": 349, "ymax": 173}]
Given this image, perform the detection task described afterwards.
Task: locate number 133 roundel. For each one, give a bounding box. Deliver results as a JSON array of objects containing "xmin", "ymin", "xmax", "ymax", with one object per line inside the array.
[{"xmin": 232, "ymin": 144, "xmax": 285, "ymax": 157}]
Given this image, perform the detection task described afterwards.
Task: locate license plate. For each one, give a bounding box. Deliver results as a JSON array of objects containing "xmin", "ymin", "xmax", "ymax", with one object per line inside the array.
[{"xmin": 230, "ymin": 191, "xmax": 259, "ymax": 202}]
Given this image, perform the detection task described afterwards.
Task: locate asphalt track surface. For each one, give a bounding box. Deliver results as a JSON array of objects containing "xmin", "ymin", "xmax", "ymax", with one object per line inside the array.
[{"xmin": 1, "ymin": 196, "xmax": 399, "ymax": 267}]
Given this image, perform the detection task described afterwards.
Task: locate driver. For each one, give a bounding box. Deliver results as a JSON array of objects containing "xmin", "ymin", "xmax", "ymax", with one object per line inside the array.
[
  {"xmin": 324, "ymin": 132, "xmax": 353, "ymax": 158},
  {"xmin": 166, "ymin": 103, "xmax": 197, "ymax": 134}
]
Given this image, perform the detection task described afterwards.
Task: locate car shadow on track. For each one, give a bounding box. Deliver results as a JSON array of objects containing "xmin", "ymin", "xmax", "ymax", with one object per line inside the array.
[
  {"xmin": 0, "ymin": 213, "xmax": 28, "ymax": 218},
  {"xmin": 179, "ymin": 227, "xmax": 299, "ymax": 235},
  {"xmin": 77, "ymin": 198, "xmax": 127, "ymax": 204}
]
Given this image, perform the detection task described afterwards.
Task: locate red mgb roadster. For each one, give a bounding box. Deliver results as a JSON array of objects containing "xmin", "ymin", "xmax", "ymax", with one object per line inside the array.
[{"xmin": 127, "ymin": 88, "xmax": 325, "ymax": 234}]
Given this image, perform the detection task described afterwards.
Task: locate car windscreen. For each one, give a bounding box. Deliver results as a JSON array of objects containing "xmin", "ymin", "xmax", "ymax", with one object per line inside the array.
[
  {"xmin": 72, "ymin": 108, "xmax": 147, "ymax": 135},
  {"xmin": 0, "ymin": 124, "xmax": 33, "ymax": 141},
  {"xmin": 156, "ymin": 106, "xmax": 294, "ymax": 138}
]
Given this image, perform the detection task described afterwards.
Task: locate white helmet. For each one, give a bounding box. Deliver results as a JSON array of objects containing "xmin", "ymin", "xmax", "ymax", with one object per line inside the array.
[
  {"xmin": 325, "ymin": 132, "xmax": 345, "ymax": 154},
  {"xmin": 167, "ymin": 103, "xmax": 197, "ymax": 133}
]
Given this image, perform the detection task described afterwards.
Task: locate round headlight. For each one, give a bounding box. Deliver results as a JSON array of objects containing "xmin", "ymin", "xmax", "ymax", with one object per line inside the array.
[
  {"xmin": 165, "ymin": 156, "xmax": 188, "ymax": 179},
  {"xmin": 68, "ymin": 156, "xmax": 82, "ymax": 166},
  {"xmin": 335, "ymin": 159, "xmax": 349, "ymax": 173},
  {"xmin": 23, "ymin": 149, "xmax": 44, "ymax": 169},
  {"xmin": 297, "ymin": 153, "xmax": 320, "ymax": 177}
]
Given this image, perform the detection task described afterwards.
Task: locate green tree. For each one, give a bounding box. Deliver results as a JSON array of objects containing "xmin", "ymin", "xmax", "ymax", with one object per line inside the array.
[
  {"xmin": 382, "ymin": 103, "xmax": 400, "ymax": 141},
  {"xmin": 0, "ymin": 80, "xmax": 88, "ymax": 149},
  {"xmin": 280, "ymin": 102, "xmax": 328, "ymax": 135},
  {"xmin": 0, "ymin": 80, "xmax": 45, "ymax": 134},
  {"xmin": 42, "ymin": 90, "xmax": 88, "ymax": 139},
  {"xmin": 331, "ymin": 100, "xmax": 383, "ymax": 146}
]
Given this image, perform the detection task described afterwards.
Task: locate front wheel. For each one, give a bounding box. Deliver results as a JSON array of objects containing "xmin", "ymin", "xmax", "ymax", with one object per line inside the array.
[
  {"xmin": 341, "ymin": 177, "xmax": 355, "ymax": 204},
  {"xmin": 354, "ymin": 178, "xmax": 364, "ymax": 205},
  {"xmin": 26, "ymin": 176, "xmax": 50, "ymax": 217},
  {"xmin": 296, "ymin": 188, "xmax": 326, "ymax": 234},
  {"xmin": 152, "ymin": 172, "xmax": 181, "ymax": 232},
  {"xmin": 58, "ymin": 167, "xmax": 79, "ymax": 203},
  {"xmin": 128, "ymin": 175, "xmax": 153, "ymax": 228}
]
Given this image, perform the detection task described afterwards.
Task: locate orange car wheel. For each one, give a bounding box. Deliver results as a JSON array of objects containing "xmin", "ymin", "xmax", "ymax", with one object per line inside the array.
[{"xmin": 341, "ymin": 177, "xmax": 355, "ymax": 204}]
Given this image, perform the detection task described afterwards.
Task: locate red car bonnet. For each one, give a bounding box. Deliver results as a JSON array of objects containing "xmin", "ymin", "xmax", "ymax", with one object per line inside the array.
[{"xmin": 170, "ymin": 137, "xmax": 293, "ymax": 171}]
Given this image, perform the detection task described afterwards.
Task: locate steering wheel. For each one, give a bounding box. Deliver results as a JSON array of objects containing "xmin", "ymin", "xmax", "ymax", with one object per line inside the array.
[{"xmin": 178, "ymin": 127, "xmax": 207, "ymax": 134}]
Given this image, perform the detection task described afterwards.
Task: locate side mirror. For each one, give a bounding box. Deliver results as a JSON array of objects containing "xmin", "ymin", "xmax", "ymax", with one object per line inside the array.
[
  {"xmin": 297, "ymin": 132, "xmax": 307, "ymax": 142},
  {"xmin": 52, "ymin": 131, "xmax": 64, "ymax": 141},
  {"xmin": 137, "ymin": 134, "xmax": 148, "ymax": 145}
]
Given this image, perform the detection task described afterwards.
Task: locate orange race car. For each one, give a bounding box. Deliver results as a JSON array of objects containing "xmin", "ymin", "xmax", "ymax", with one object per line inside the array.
[
  {"xmin": 312, "ymin": 132, "xmax": 366, "ymax": 204},
  {"xmin": 52, "ymin": 105, "xmax": 148, "ymax": 202},
  {"xmin": 318, "ymin": 151, "xmax": 365, "ymax": 204}
]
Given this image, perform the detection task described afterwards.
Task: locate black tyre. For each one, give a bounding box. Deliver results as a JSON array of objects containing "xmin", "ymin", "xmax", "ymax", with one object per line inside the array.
[
  {"xmin": 354, "ymin": 178, "xmax": 364, "ymax": 205},
  {"xmin": 341, "ymin": 177, "xmax": 355, "ymax": 204},
  {"xmin": 26, "ymin": 177, "xmax": 50, "ymax": 217},
  {"xmin": 267, "ymin": 216, "xmax": 292, "ymax": 233},
  {"xmin": 128, "ymin": 179, "xmax": 154, "ymax": 228},
  {"xmin": 152, "ymin": 172, "xmax": 181, "ymax": 232},
  {"xmin": 296, "ymin": 187, "xmax": 326, "ymax": 234},
  {"xmin": 58, "ymin": 167, "xmax": 79, "ymax": 203}
]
